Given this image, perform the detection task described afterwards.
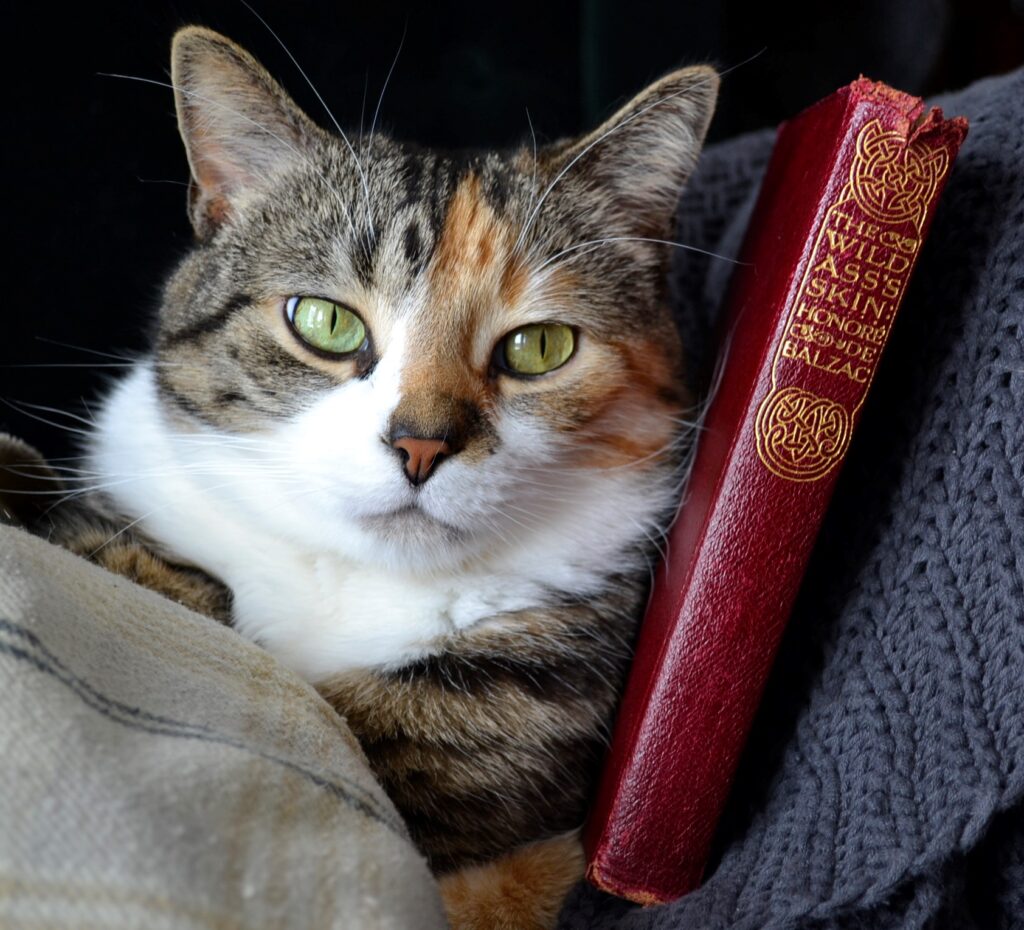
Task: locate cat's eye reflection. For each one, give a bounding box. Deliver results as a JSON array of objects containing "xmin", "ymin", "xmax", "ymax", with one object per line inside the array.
[
  {"xmin": 496, "ymin": 323, "xmax": 575, "ymax": 376},
  {"xmin": 285, "ymin": 296, "xmax": 368, "ymax": 357}
]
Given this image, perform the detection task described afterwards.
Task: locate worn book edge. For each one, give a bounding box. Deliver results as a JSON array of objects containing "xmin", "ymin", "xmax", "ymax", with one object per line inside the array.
[{"xmin": 584, "ymin": 78, "xmax": 967, "ymax": 905}]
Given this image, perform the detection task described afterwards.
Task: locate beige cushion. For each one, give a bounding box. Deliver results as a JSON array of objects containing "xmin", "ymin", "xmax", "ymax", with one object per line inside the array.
[{"xmin": 0, "ymin": 524, "xmax": 446, "ymax": 929}]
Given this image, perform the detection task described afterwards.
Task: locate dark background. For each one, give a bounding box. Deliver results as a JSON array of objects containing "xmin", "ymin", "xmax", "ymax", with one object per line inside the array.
[{"xmin": 4, "ymin": 0, "xmax": 1022, "ymax": 459}]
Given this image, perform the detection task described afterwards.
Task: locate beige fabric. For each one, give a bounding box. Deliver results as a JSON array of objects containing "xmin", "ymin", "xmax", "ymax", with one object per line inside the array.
[{"xmin": 0, "ymin": 524, "xmax": 447, "ymax": 930}]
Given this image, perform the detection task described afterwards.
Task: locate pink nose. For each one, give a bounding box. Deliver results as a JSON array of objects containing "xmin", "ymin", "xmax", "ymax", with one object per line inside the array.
[{"xmin": 391, "ymin": 436, "xmax": 452, "ymax": 485}]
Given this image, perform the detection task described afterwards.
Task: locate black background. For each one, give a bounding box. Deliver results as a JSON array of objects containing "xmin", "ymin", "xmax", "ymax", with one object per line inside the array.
[{"xmin": 4, "ymin": 0, "xmax": 1022, "ymax": 458}]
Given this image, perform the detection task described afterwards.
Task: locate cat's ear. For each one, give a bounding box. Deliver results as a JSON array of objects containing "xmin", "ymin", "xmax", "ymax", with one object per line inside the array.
[
  {"xmin": 171, "ymin": 26, "xmax": 321, "ymax": 238},
  {"xmin": 546, "ymin": 66, "xmax": 719, "ymax": 237}
]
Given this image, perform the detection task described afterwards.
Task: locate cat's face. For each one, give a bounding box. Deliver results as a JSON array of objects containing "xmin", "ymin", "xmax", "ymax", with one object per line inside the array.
[{"xmin": 97, "ymin": 28, "xmax": 717, "ymax": 576}]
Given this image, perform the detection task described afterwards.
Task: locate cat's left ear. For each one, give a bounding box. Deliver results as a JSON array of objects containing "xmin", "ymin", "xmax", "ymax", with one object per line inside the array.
[
  {"xmin": 171, "ymin": 26, "xmax": 323, "ymax": 238},
  {"xmin": 548, "ymin": 66, "xmax": 719, "ymax": 237}
]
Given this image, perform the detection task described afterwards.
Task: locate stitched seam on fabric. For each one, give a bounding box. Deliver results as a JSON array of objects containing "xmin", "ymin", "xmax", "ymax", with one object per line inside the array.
[{"xmin": 0, "ymin": 619, "xmax": 405, "ymax": 836}]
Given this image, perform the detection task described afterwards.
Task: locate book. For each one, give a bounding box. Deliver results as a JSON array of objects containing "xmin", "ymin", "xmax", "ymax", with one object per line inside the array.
[{"xmin": 583, "ymin": 78, "xmax": 968, "ymax": 905}]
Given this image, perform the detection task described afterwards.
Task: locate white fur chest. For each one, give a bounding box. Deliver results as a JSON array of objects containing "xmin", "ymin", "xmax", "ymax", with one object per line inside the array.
[
  {"xmin": 88, "ymin": 393, "xmax": 553, "ymax": 680},
  {"xmin": 206, "ymin": 540, "xmax": 545, "ymax": 682},
  {"xmin": 88, "ymin": 365, "xmax": 670, "ymax": 684}
]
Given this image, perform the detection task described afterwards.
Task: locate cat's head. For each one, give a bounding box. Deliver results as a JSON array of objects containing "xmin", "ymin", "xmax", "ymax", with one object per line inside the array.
[{"xmin": 93, "ymin": 27, "xmax": 717, "ymax": 577}]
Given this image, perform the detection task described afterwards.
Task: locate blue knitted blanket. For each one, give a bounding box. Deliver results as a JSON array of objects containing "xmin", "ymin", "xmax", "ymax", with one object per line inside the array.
[{"xmin": 561, "ymin": 67, "xmax": 1024, "ymax": 930}]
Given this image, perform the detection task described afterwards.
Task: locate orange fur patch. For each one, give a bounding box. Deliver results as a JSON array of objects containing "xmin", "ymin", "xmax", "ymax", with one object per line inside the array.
[
  {"xmin": 430, "ymin": 174, "xmax": 510, "ymax": 297},
  {"xmin": 439, "ymin": 832, "xmax": 585, "ymax": 930},
  {"xmin": 499, "ymin": 257, "xmax": 530, "ymax": 307},
  {"xmin": 574, "ymin": 335, "xmax": 687, "ymax": 468},
  {"xmin": 394, "ymin": 172, "xmax": 520, "ymax": 439}
]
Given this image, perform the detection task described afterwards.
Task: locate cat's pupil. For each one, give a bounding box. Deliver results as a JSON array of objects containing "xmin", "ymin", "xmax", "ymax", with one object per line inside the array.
[
  {"xmin": 540, "ymin": 329, "xmax": 547, "ymax": 359},
  {"xmin": 330, "ymin": 306, "xmax": 339, "ymax": 335}
]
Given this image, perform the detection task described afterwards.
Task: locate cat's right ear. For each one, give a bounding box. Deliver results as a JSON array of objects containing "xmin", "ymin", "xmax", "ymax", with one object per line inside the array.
[{"xmin": 171, "ymin": 27, "xmax": 321, "ymax": 239}]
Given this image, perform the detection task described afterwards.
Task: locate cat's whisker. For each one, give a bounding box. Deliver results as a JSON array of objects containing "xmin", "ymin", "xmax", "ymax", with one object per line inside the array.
[
  {"xmin": 86, "ymin": 507, "xmax": 163, "ymax": 558},
  {"xmin": 1, "ymin": 362, "xmax": 181, "ymax": 369},
  {"xmin": 12, "ymin": 454, "xmax": 97, "ymax": 468},
  {"xmin": 489, "ymin": 503, "xmax": 546, "ymax": 535},
  {"xmin": 509, "ymin": 434, "xmax": 692, "ymax": 477},
  {"xmin": 171, "ymin": 458, "xmax": 296, "ymax": 476},
  {"xmin": 83, "ymin": 474, "xmax": 274, "ymax": 558},
  {"xmin": 0, "ymin": 467, "xmax": 101, "ymax": 484},
  {"xmin": 172, "ymin": 432, "xmax": 274, "ymax": 445},
  {"xmin": 512, "ymin": 88, "xmax": 709, "ymax": 256},
  {"xmin": 13, "ymin": 474, "xmax": 184, "ymax": 501},
  {"xmin": 0, "ymin": 457, "xmax": 90, "ymax": 472},
  {"xmin": 358, "ymin": 71, "xmax": 369, "ymax": 153},
  {"xmin": 536, "ymin": 235, "xmax": 745, "ymax": 274},
  {"xmin": 34, "ymin": 337, "xmax": 143, "ymax": 363},
  {"xmin": 533, "ymin": 241, "xmax": 606, "ymax": 275},
  {"xmin": 1, "ymin": 399, "xmax": 93, "ymax": 439},
  {"xmin": 368, "ymin": 21, "xmax": 407, "ymax": 153},
  {"xmin": 100, "ymin": 73, "xmax": 359, "ymax": 240},
  {"xmin": 238, "ymin": 0, "xmax": 377, "ymax": 245},
  {"xmin": 10, "ymin": 400, "xmax": 104, "ymax": 432},
  {"xmin": 513, "ymin": 48, "xmax": 765, "ymax": 255},
  {"xmin": 136, "ymin": 177, "xmax": 191, "ymax": 188},
  {"xmin": 497, "ymin": 479, "xmax": 575, "ymax": 499},
  {"xmin": 525, "ymin": 107, "xmax": 540, "ymax": 216},
  {"xmin": 120, "ymin": 459, "xmax": 293, "ymax": 477},
  {"xmin": 31, "ymin": 480, "xmax": 142, "ymax": 509},
  {"xmin": 468, "ymin": 507, "xmax": 529, "ymax": 549},
  {"xmin": 171, "ymin": 442, "xmax": 294, "ymax": 461},
  {"xmin": 624, "ymin": 512, "xmax": 670, "ymax": 568},
  {"xmin": 1, "ymin": 356, "xmax": 201, "ymax": 372},
  {"xmin": 80, "ymin": 397, "xmax": 98, "ymax": 426}
]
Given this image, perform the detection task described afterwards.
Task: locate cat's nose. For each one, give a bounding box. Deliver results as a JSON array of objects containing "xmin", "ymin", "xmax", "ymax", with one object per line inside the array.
[{"xmin": 390, "ymin": 435, "xmax": 452, "ymax": 486}]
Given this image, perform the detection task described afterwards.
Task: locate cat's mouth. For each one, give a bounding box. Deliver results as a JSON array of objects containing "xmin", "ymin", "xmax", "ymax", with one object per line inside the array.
[{"xmin": 359, "ymin": 504, "xmax": 466, "ymax": 542}]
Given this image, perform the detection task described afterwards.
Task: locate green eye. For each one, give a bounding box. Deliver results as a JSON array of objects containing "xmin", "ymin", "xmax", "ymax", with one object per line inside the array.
[
  {"xmin": 499, "ymin": 323, "xmax": 576, "ymax": 375},
  {"xmin": 286, "ymin": 296, "xmax": 367, "ymax": 355}
]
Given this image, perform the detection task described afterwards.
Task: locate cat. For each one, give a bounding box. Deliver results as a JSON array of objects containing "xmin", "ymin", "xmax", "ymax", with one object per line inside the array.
[{"xmin": 1, "ymin": 26, "xmax": 717, "ymax": 929}]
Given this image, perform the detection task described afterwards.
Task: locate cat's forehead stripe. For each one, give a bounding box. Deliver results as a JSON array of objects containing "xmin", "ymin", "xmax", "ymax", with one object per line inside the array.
[{"xmin": 428, "ymin": 172, "xmax": 511, "ymax": 295}]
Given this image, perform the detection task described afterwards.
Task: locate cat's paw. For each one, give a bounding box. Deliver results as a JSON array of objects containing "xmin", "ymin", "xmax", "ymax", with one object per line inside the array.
[
  {"xmin": 438, "ymin": 832, "xmax": 585, "ymax": 930},
  {"xmin": 0, "ymin": 434, "xmax": 61, "ymax": 528},
  {"xmin": 83, "ymin": 540, "xmax": 233, "ymax": 623}
]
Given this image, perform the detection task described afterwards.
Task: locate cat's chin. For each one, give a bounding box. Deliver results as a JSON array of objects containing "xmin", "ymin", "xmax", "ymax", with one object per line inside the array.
[
  {"xmin": 360, "ymin": 504, "xmax": 465, "ymax": 538},
  {"xmin": 357, "ymin": 505, "xmax": 471, "ymax": 569}
]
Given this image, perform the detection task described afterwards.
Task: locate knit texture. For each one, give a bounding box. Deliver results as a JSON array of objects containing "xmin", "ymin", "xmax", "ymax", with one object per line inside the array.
[{"xmin": 561, "ymin": 67, "xmax": 1024, "ymax": 929}]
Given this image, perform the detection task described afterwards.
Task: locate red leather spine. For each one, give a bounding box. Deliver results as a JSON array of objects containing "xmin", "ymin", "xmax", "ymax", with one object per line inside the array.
[{"xmin": 584, "ymin": 79, "xmax": 967, "ymax": 905}]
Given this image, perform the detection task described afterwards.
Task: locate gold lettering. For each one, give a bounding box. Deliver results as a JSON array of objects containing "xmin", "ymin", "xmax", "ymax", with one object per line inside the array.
[
  {"xmin": 879, "ymin": 230, "xmax": 919, "ymax": 254},
  {"xmin": 760, "ymin": 121, "xmax": 954, "ymax": 482},
  {"xmin": 855, "ymin": 241, "xmax": 889, "ymax": 268},
  {"xmin": 887, "ymin": 253, "xmax": 910, "ymax": 274},
  {"xmin": 783, "ymin": 338, "xmax": 871, "ymax": 382},
  {"xmin": 812, "ymin": 253, "xmax": 841, "ymax": 279},
  {"xmin": 831, "ymin": 211, "xmax": 855, "ymax": 232},
  {"xmin": 806, "ymin": 276, "xmax": 827, "ymax": 299},
  {"xmin": 824, "ymin": 228, "xmax": 855, "ymax": 252},
  {"xmin": 826, "ymin": 283, "xmax": 852, "ymax": 307},
  {"xmin": 830, "ymin": 212, "xmax": 880, "ymax": 238},
  {"xmin": 790, "ymin": 302, "xmax": 889, "ymax": 344},
  {"xmin": 864, "ymin": 295, "xmax": 889, "ymax": 322}
]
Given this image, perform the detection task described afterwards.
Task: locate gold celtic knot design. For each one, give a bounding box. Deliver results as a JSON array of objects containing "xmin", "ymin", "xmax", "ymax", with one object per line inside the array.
[
  {"xmin": 755, "ymin": 386, "xmax": 852, "ymax": 481},
  {"xmin": 849, "ymin": 120, "xmax": 948, "ymax": 229}
]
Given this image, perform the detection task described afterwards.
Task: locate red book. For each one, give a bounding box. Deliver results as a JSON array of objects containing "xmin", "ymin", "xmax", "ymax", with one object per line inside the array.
[{"xmin": 584, "ymin": 79, "xmax": 967, "ymax": 905}]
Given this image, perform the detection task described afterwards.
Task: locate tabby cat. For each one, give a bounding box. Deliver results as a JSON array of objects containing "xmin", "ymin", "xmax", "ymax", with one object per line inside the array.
[{"xmin": 2, "ymin": 27, "xmax": 717, "ymax": 929}]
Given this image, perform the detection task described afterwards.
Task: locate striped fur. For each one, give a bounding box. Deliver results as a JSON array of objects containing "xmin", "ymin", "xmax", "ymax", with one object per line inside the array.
[
  {"xmin": 7, "ymin": 27, "xmax": 718, "ymax": 928},
  {"xmin": 320, "ymin": 579, "xmax": 645, "ymax": 873}
]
